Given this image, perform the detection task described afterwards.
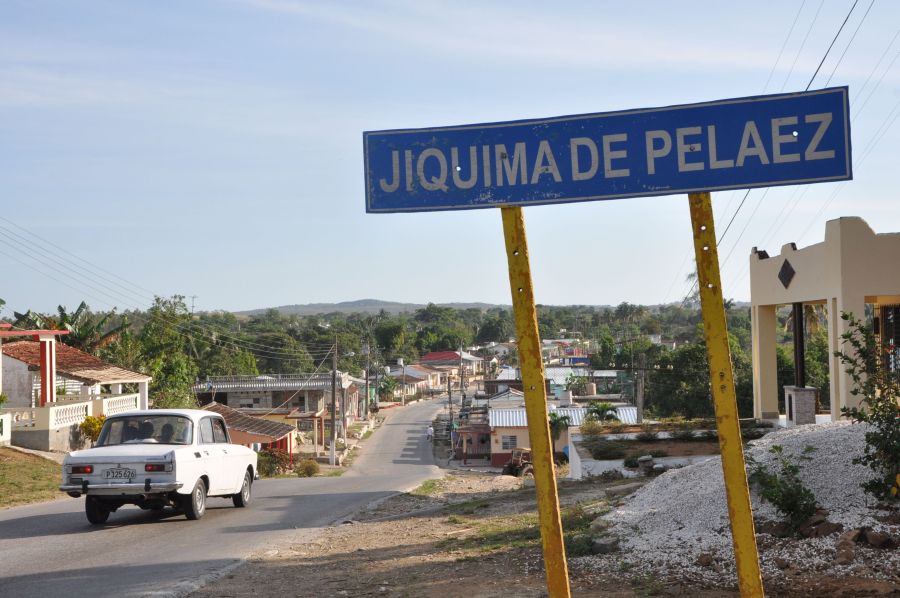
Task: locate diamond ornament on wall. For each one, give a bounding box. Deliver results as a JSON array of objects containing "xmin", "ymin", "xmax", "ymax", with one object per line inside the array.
[{"xmin": 778, "ymin": 259, "xmax": 795, "ymax": 289}]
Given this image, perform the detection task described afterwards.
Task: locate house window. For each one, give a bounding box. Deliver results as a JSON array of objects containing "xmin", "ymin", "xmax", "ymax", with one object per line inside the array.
[{"xmin": 501, "ymin": 435, "xmax": 518, "ymax": 450}]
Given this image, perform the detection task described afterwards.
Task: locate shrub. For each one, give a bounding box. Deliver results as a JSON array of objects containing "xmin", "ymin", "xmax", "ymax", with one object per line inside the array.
[
  {"xmin": 837, "ymin": 312, "xmax": 900, "ymax": 502},
  {"xmin": 79, "ymin": 415, "xmax": 106, "ymax": 445},
  {"xmin": 0, "ymin": 392, "xmax": 7, "ymax": 408},
  {"xmin": 635, "ymin": 425, "xmax": 659, "ymax": 442},
  {"xmin": 741, "ymin": 428, "xmax": 767, "ymax": 441},
  {"xmin": 623, "ymin": 455, "xmax": 640, "ymax": 469},
  {"xmin": 602, "ymin": 421, "xmax": 626, "ymax": 434},
  {"xmin": 671, "ymin": 428, "xmax": 695, "ymax": 441},
  {"xmin": 700, "ymin": 429, "xmax": 718, "ymax": 440},
  {"xmin": 294, "ymin": 458, "xmax": 320, "ymax": 477},
  {"xmin": 257, "ymin": 448, "xmax": 291, "ymax": 477},
  {"xmin": 747, "ymin": 444, "xmax": 818, "ymax": 530},
  {"xmin": 587, "ymin": 440, "xmax": 627, "ymax": 460},
  {"xmin": 579, "ymin": 418, "xmax": 604, "ymax": 438},
  {"xmin": 649, "ymin": 449, "xmax": 669, "ymax": 458},
  {"xmin": 597, "ymin": 469, "xmax": 624, "ymax": 482}
]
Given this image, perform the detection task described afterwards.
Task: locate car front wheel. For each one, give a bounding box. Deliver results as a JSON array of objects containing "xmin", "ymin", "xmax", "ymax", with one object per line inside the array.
[
  {"xmin": 232, "ymin": 470, "xmax": 252, "ymax": 508},
  {"xmin": 182, "ymin": 480, "xmax": 207, "ymax": 520},
  {"xmin": 85, "ymin": 496, "xmax": 111, "ymax": 525}
]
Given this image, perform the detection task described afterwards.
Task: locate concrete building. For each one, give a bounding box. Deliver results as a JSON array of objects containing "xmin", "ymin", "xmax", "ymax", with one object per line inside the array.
[{"xmin": 750, "ymin": 216, "xmax": 900, "ymax": 421}]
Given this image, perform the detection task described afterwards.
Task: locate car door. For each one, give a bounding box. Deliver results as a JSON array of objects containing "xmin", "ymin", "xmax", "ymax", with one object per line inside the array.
[
  {"xmin": 198, "ymin": 416, "xmax": 227, "ymax": 495},
  {"xmin": 211, "ymin": 417, "xmax": 242, "ymax": 493}
]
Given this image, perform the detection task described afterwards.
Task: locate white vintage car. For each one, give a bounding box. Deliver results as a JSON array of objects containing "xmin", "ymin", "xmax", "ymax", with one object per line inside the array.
[{"xmin": 60, "ymin": 409, "xmax": 258, "ymax": 524}]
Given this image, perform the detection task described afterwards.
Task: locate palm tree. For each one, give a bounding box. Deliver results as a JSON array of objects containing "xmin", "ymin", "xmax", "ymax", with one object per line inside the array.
[
  {"xmin": 378, "ymin": 376, "xmax": 399, "ymax": 401},
  {"xmin": 548, "ymin": 412, "xmax": 571, "ymax": 452},
  {"xmin": 586, "ymin": 401, "xmax": 619, "ymax": 422},
  {"xmin": 14, "ymin": 301, "xmax": 129, "ymax": 355}
]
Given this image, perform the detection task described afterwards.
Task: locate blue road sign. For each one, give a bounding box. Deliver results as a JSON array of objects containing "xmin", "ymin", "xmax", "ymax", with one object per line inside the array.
[{"xmin": 363, "ymin": 87, "xmax": 851, "ymax": 213}]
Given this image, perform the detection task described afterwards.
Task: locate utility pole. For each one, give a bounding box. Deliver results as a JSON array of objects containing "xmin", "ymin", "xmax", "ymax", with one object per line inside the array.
[
  {"xmin": 636, "ymin": 353, "xmax": 646, "ymax": 425},
  {"xmin": 341, "ymin": 384, "xmax": 347, "ymax": 445},
  {"xmin": 363, "ymin": 342, "xmax": 370, "ymax": 420},
  {"xmin": 330, "ymin": 338, "xmax": 337, "ymax": 466},
  {"xmin": 400, "ymin": 358, "xmax": 406, "ymax": 406},
  {"xmin": 458, "ymin": 346, "xmax": 465, "ymax": 398},
  {"xmin": 447, "ymin": 373, "xmax": 452, "ymax": 420}
]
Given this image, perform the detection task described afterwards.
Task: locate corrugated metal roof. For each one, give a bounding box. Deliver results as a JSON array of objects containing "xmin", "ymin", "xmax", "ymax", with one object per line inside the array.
[
  {"xmin": 2, "ymin": 340, "xmax": 151, "ymax": 385},
  {"xmin": 492, "ymin": 367, "xmax": 620, "ymax": 385},
  {"xmin": 489, "ymin": 405, "xmax": 637, "ymax": 427},
  {"xmin": 202, "ymin": 402, "xmax": 295, "ymax": 440}
]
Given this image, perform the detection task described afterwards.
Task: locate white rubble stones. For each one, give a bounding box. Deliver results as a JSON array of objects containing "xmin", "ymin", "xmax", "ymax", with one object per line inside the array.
[{"xmin": 578, "ymin": 422, "xmax": 900, "ymax": 586}]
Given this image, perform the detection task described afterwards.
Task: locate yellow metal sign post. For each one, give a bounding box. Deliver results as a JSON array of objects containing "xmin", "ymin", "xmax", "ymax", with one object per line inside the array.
[
  {"xmin": 688, "ymin": 192, "xmax": 764, "ymax": 597},
  {"xmin": 501, "ymin": 206, "xmax": 571, "ymax": 598}
]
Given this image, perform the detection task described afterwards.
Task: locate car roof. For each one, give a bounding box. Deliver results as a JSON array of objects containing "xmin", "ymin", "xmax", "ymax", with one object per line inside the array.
[{"xmin": 107, "ymin": 409, "xmax": 220, "ymax": 423}]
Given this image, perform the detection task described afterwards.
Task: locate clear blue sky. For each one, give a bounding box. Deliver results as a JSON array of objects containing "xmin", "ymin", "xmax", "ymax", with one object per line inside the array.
[{"xmin": 2, "ymin": 1, "xmax": 898, "ymax": 315}]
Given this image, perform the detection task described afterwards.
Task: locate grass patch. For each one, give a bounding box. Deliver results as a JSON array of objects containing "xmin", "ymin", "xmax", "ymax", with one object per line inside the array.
[
  {"xmin": 447, "ymin": 514, "xmax": 467, "ymax": 524},
  {"xmin": 447, "ymin": 498, "xmax": 492, "ymax": 514},
  {"xmin": 409, "ymin": 478, "xmax": 443, "ymax": 497},
  {"xmin": 361, "ymin": 429, "xmax": 373, "ymax": 440},
  {"xmin": 0, "ymin": 448, "xmax": 61, "ymax": 508},
  {"xmin": 441, "ymin": 503, "xmax": 598, "ymax": 557},
  {"xmin": 320, "ymin": 469, "xmax": 344, "ymax": 477}
]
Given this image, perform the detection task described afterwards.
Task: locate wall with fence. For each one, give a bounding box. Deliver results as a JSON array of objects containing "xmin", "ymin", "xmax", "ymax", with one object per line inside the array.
[{"xmin": 8, "ymin": 393, "xmax": 140, "ymax": 452}]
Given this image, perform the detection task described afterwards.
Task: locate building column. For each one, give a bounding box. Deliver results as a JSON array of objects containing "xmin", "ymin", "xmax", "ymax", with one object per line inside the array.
[
  {"xmin": 138, "ymin": 381, "xmax": 149, "ymax": 410},
  {"xmin": 751, "ymin": 304, "xmax": 778, "ymax": 419},
  {"xmin": 831, "ymin": 294, "xmax": 866, "ymax": 419},
  {"xmin": 111, "ymin": 383, "xmax": 123, "ymax": 395},
  {"xmin": 37, "ymin": 335, "xmax": 57, "ymax": 407}
]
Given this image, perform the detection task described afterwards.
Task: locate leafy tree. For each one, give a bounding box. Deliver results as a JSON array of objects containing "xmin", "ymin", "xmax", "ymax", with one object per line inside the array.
[
  {"xmin": 253, "ymin": 331, "xmax": 314, "ymax": 374},
  {"xmin": 564, "ymin": 372, "xmax": 588, "ymax": 395},
  {"xmin": 646, "ymin": 342, "xmax": 714, "ymax": 419},
  {"xmin": 378, "ymin": 376, "xmax": 399, "ymax": 401},
  {"xmin": 139, "ymin": 296, "xmax": 198, "ymax": 409},
  {"xmin": 837, "ymin": 312, "xmax": 900, "ymax": 501}
]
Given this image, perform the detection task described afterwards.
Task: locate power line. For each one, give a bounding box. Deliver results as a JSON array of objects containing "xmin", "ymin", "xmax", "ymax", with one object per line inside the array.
[
  {"xmin": 805, "ymin": 0, "xmax": 859, "ymax": 91},
  {"xmin": 0, "ymin": 220, "xmax": 343, "ymax": 359},
  {"xmin": 823, "ymin": 0, "xmax": 876, "ymax": 86}
]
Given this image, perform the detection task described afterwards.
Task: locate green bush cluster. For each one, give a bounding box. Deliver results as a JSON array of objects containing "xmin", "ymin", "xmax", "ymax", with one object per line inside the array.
[
  {"xmin": 671, "ymin": 429, "xmax": 696, "ymax": 441},
  {"xmin": 747, "ymin": 444, "xmax": 818, "ymax": 530},
  {"xmin": 585, "ymin": 440, "xmax": 627, "ymax": 460},
  {"xmin": 293, "ymin": 458, "xmax": 320, "ymax": 477},
  {"xmin": 257, "ymin": 448, "xmax": 291, "ymax": 477},
  {"xmin": 837, "ymin": 312, "xmax": 900, "ymax": 502}
]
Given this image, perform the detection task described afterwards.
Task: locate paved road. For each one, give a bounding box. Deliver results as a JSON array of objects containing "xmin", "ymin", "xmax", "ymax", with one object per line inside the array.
[{"xmin": 0, "ymin": 399, "xmax": 446, "ymax": 598}]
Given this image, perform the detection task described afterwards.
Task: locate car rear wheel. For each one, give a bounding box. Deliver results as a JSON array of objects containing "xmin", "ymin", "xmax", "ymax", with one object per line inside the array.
[
  {"xmin": 182, "ymin": 479, "xmax": 207, "ymax": 520},
  {"xmin": 232, "ymin": 470, "xmax": 252, "ymax": 508},
  {"xmin": 85, "ymin": 496, "xmax": 111, "ymax": 525}
]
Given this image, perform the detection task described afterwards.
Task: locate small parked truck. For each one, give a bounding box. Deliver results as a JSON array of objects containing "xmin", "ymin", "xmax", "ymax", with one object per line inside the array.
[
  {"xmin": 60, "ymin": 409, "xmax": 257, "ymax": 524},
  {"xmin": 501, "ymin": 447, "xmax": 534, "ymax": 477}
]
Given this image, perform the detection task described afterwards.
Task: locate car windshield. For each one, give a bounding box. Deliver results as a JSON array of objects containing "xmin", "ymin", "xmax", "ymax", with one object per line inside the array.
[{"xmin": 96, "ymin": 415, "xmax": 193, "ymax": 446}]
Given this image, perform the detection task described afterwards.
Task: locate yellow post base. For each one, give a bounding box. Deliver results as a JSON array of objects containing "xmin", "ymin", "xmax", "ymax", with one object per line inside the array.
[
  {"xmin": 501, "ymin": 206, "xmax": 571, "ymax": 598},
  {"xmin": 688, "ymin": 192, "xmax": 765, "ymax": 597}
]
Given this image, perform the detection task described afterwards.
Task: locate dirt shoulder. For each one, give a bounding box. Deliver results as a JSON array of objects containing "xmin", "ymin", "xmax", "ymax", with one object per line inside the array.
[{"xmin": 190, "ymin": 471, "xmax": 729, "ymax": 598}]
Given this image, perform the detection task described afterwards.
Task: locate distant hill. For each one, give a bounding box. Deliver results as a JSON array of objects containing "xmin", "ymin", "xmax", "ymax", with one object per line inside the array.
[
  {"xmin": 235, "ymin": 299, "xmax": 508, "ymax": 317},
  {"xmin": 234, "ymin": 298, "xmax": 749, "ymax": 318}
]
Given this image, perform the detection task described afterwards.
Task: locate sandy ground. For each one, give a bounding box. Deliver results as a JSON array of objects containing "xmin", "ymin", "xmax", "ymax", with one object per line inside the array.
[
  {"xmin": 190, "ymin": 465, "xmax": 900, "ymax": 598},
  {"xmin": 189, "ymin": 471, "xmax": 737, "ymax": 598}
]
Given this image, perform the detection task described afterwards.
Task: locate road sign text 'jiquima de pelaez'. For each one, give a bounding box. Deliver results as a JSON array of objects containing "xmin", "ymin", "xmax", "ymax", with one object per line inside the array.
[{"xmin": 363, "ymin": 87, "xmax": 851, "ymax": 213}]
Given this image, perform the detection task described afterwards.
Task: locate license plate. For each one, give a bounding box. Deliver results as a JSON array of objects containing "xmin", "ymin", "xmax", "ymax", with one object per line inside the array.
[{"xmin": 104, "ymin": 468, "xmax": 136, "ymax": 480}]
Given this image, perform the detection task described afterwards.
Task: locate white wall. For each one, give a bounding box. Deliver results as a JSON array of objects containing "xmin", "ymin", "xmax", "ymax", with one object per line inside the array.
[
  {"xmin": 2, "ymin": 359, "xmax": 35, "ymax": 408},
  {"xmin": 0, "ymin": 413, "xmax": 11, "ymax": 446}
]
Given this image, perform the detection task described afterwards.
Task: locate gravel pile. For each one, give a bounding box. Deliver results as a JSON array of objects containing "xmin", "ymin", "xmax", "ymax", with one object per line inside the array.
[{"xmin": 575, "ymin": 422, "xmax": 900, "ymax": 588}]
